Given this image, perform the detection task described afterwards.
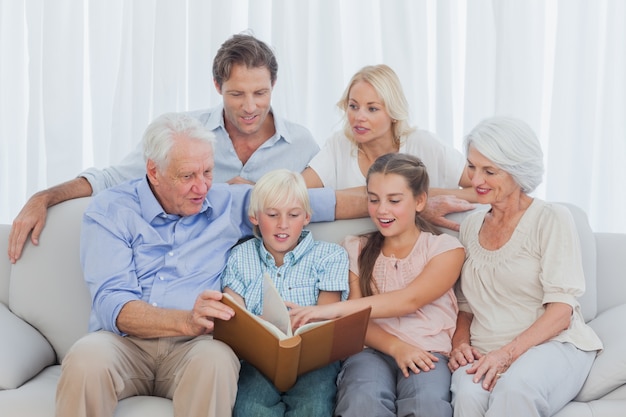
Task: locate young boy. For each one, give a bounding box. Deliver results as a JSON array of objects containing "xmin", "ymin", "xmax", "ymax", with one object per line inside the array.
[{"xmin": 221, "ymin": 169, "xmax": 349, "ymax": 417}]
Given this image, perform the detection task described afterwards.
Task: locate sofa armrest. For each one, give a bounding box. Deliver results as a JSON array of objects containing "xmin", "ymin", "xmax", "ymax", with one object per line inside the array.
[
  {"xmin": 0, "ymin": 303, "xmax": 56, "ymax": 389},
  {"xmin": 575, "ymin": 304, "xmax": 626, "ymax": 401},
  {"xmin": 595, "ymin": 233, "xmax": 626, "ymax": 315}
]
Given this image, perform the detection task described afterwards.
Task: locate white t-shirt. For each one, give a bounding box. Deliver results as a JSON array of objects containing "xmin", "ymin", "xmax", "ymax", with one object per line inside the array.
[{"xmin": 307, "ymin": 129, "xmax": 466, "ymax": 189}]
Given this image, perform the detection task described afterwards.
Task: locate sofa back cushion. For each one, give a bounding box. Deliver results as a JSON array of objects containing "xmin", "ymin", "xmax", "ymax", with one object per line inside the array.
[
  {"xmin": 9, "ymin": 198, "xmax": 93, "ymax": 363},
  {"xmin": 560, "ymin": 202, "xmax": 598, "ymax": 322},
  {"xmin": 0, "ymin": 224, "xmax": 11, "ymax": 306}
]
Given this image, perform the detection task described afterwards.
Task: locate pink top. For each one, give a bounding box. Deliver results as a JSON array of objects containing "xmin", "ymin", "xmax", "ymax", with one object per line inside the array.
[{"xmin": 342, "ymin": 232, "xmax": 463, "ymax": 354}]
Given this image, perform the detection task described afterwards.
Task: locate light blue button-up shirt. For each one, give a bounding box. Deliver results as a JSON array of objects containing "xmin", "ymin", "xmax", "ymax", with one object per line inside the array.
[
  {"xmin": 80, "ymin": 177, "xmax": 336, "ymax": 335},
  {"xmin": 81, "ymin": 105, "xmax": 320, "ymax": 194},
  {"xmin": 221, "ymin": 231, "xmax": 349, "ymax": 316}
]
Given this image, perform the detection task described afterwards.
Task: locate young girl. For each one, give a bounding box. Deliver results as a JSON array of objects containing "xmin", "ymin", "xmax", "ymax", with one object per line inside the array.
[{"xmin": 289, "ymin": 153, "xmax": 465, "ymax": 417}]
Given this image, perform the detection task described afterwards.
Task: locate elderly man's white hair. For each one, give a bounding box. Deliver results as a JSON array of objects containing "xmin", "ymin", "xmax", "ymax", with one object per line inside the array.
[
  {"xmin": 464, "ymin": 116, "xmax": 544, "ymax": 193},
  {"xmin": 142, "ymin": 112, "xmax": 215, "ymax": 170}
]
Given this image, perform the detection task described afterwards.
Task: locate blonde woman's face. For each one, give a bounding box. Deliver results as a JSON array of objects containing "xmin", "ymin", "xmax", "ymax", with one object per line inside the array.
[{"xmin": 346, "ymin": 81, "xmax": 395, "ymax": 146}]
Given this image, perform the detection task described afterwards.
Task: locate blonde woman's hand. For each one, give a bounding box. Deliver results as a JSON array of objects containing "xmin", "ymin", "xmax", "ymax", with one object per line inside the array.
[{"xmin": 448, "ymin": 341, "xmax": 483, "ymax": 372}]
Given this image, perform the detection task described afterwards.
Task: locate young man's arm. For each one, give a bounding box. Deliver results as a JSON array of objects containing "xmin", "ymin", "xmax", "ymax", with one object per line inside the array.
[
  {"xmin": 8, "ymin": 177, "xmax": 93, "ymax": 263},
  {"xmin": 333, "ymin": 186, "xmax": 476, "ymax": 230},
  {"xmin": 9, "ymin": 143, "xmax": 146, "ymax": 263}
]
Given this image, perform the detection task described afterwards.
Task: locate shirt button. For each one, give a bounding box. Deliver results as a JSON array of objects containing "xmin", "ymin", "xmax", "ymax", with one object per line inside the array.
[
  {"xmin": 168, "ymin": 251, "xmax": 174, "ymax": 256},
  {"xmin": 159, "ymin": 276, "xmax": 164, "ymax": 281},
  {"xmin": 152, "ymin": 302, "xmax": 158, "ymax": 307}
]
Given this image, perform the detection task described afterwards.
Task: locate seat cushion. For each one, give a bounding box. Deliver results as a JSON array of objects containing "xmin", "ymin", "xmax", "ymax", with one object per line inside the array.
[{"xmin": 0, "ymin": 304, "xmax": 55, "ymax": 389}]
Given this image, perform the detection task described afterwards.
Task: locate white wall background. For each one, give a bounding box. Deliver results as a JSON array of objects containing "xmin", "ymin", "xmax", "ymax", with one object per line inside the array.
[{"xmin": 1, "ymin": 0, "xmax": 625, "ymax": 233}]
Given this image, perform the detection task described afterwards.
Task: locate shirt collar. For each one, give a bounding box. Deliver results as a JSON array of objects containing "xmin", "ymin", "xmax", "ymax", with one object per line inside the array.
[
  {"xmin": 205, "ymin": 103, "xmax": 224, "ymax": 131},
  {"xmin": 256, "ymin": 229, "xmax": 313, "ymax": 267},
  {"xmin": 208, "ymin": 103, "xmax": 290, "ymax": 144},
  {"xmin": 137, "ymin": 176, "xmax": 211, "ymax": 223}
]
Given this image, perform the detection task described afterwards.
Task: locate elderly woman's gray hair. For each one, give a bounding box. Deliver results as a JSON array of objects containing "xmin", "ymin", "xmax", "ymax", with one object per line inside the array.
[
  {"xmin": 142, "ymin": 112, "xmax": 215, "ymax": 170},
  {"xmin": 464, "ymin": 116, "xmax": 544, "ymax": 193}
]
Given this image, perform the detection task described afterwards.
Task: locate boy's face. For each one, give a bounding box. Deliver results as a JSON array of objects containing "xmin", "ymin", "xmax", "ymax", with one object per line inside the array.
[{"xmin": 250, "ymin": 199, "xmax": 311, "ymax": 266}]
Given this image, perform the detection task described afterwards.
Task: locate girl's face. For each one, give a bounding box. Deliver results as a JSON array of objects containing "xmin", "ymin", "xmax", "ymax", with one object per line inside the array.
[
  {"xmin": 346, "ymin": 80, "xmax": 395, "ymax": 146},
  {"xmin": 366, "ymin": 172, "xmax": 426, "ymax": 238}
]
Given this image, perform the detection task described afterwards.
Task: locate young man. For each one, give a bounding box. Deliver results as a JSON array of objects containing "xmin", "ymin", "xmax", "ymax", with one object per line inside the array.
[
  {"xmin": 58, "ymin": 113, "xmax": 336, "ymax": 417},
  {"xmin": 8, "ymin": 33, "xmax": 319, "ymax": 263},
  {"xmin": 221, "ymin": 169, "xmax": 349, "ymax": 417}
]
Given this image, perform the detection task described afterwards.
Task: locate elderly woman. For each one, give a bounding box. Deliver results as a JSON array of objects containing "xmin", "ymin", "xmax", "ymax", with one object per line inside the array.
[{"xmin": 448, "ymin": 116, "xmax": 603, "ymax": 417}]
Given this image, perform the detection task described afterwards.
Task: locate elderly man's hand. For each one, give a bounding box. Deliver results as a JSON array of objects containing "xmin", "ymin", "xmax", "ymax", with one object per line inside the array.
[
  {"xmin": 186, "ymin": 290, "xmax": 235, "ymax": 335},
  {"xmin": 422, "ymin": 195, "xmax": 475, "ymax": 231}
]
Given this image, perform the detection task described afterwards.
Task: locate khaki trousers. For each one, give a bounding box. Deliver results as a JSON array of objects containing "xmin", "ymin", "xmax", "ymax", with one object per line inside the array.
[{"xmin": 56, "ymin": 331, "xmax": 240, "ymax": 417}]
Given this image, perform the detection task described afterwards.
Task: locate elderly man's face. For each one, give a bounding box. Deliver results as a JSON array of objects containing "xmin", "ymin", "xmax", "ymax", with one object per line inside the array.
[{"xmin": 147, "ymin": 134, "xmax": 214, "ymax": 216}]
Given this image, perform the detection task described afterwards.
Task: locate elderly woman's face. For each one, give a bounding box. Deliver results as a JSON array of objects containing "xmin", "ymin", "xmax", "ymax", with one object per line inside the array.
[{"xmin": 466, "ymin": 145, "xmax": 520, "ymax": 204}]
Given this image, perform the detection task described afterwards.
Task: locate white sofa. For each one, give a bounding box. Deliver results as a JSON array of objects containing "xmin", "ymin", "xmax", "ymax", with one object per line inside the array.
[{"xmin": 1, "ymin": 197, "xmax": 625, "ymax": 417}]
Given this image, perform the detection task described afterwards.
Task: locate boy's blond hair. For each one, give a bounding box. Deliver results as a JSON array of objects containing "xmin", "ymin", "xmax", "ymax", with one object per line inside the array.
[{"xmin": 248, "ymin": 169, "xmax": 312, "ymax": 219}]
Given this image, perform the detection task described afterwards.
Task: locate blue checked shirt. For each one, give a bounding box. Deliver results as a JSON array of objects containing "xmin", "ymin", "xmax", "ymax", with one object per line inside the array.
[
  {"xmin": 80, "ymin": 177, "xmax": 336, "ymax": 335},
  {"xmin": 221, "ymin": 230, "xmax": 349, "ymax": 315}
]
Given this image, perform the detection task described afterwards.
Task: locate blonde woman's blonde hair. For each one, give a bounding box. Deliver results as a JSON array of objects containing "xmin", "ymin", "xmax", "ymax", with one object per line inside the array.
[
  {"xmin": 337, "ymin": 64, "xmax": 415, "ymax": 146},
  {"xmin": 248, "ymin": 169, "xmax": 312, "ymax": 220}
]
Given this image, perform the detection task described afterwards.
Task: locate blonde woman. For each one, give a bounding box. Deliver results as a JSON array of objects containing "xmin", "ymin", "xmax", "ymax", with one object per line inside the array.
[{"xmin": 302, "ymin": 64, "xmax": 475, "ymax": 230}]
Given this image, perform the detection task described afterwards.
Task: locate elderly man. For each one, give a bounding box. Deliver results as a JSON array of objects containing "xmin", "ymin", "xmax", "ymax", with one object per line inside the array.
[{"xmin": 56, "ymin": 112, "xmax": 337, "ymax": 417}]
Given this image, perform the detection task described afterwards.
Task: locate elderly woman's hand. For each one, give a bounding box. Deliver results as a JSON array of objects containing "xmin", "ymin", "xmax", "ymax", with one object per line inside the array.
[
  {"xmin": 448, "ymin": 341, "xmax": 482, "ymax": 372},
  {"xmin": 465, "ymin": 347, "xmax": 513, "ymax": 391}
]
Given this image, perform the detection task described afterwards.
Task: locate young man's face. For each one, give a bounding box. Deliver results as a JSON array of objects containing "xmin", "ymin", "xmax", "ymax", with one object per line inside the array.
[
  {"xmin": 215, "ymin": 63, "xmax": 274, "ymax": 138},
  {"xmin": 250, "ymin": 199, "xmax": 311, "ymax": 266},
  {"xmin": 147, "ymin": 135, "xmax": 214, "ymax": 217}
]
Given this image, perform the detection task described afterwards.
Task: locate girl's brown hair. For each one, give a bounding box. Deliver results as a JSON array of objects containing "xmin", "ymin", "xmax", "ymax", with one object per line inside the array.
[{"xmin": 358, "ymin": 153, "xmax": 440, "ymax": 296}]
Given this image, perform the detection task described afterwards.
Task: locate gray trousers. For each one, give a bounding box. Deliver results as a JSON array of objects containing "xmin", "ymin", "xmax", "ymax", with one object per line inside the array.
[
  {"xmin": 55, "ymin": 331, "xmax": 240, "ymax": 417},
  {"xmin": 450, "ymin": 341, "xmax": 596, "ymax": 417},
  {"xmin": 335, "ymin": 348, "xmax": 453, "ymax": 417}
]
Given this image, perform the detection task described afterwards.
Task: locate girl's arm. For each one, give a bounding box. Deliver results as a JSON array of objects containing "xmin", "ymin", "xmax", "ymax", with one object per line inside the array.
[
  {"xmin": 351, "ymin": 268, "xmax": 439, "ymax": 377},
  {"xmin": 289, "ymin": 247, "xmax": 465, "ymax": 327},
  {"xmin": 364, "ymin": 322, "xmax": 439, "ymax": 377}
]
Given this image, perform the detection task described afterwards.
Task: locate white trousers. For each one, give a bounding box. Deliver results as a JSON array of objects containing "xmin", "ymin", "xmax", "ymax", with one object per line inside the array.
[{"xmin": 450, "ymin": 341, "xmax": 596, "ymax": 417}]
